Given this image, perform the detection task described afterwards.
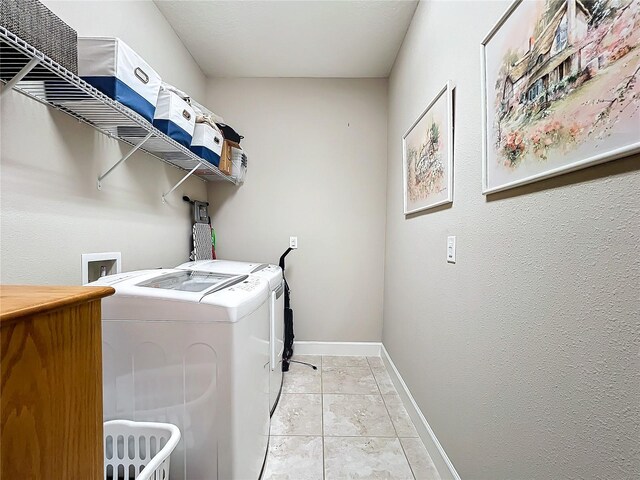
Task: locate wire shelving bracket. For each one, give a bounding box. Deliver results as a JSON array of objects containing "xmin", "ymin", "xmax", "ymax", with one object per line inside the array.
[
  {"xmin": 162, "ymin": 163, "xmax": 204, "ymax": 204},
  {"xmin": 0, "ymin": 27, "xmax": 239, "ymax": 201},
  {"xmin": 97, "ymin": 132, "xmax": 153, "ymax": 190}
]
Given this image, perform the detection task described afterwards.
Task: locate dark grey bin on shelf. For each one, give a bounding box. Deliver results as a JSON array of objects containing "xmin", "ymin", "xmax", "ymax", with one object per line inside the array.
[{"xmin": 0, "ymin": 0, "xmax": 77, "ymax": 75}]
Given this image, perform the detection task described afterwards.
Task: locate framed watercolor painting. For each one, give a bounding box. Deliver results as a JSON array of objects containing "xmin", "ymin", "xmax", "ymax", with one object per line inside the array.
[
  {"xmin": 481, "ymin": 0, "xmax": 640, "ymax": 194},
  {"xmin": 403, "ymin": 81, "xmax": 454, "ymax": 215}
]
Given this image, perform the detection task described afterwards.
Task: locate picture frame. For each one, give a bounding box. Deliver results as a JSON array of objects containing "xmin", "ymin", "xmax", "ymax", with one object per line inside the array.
[
  {"xmin": 481, "ymin": 0, "xmax": 640, "ymax": 194},
  {"xmin": 403, "ymin": 81, "xmax": 454, "ymax": 215}
]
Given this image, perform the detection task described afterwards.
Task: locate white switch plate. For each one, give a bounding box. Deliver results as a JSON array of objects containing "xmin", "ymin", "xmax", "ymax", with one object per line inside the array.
[
  {"xmin": 290, "ymin": 236, "xmax": 298, "ymax": 249},
  {"xmin": 447, "ymin": 236, "xmax": 456, "ymax": 263}
]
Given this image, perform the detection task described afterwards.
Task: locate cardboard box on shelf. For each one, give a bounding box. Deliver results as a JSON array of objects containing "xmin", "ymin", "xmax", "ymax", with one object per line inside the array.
[{"xmin": 220, "ymin": 140, "xmax": 240, "ymax": 176}]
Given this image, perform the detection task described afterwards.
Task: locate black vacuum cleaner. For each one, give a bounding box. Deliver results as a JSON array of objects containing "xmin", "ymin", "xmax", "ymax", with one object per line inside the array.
[
  {"xmin": 279, "ymin": 248, "xmax": 318, "ymax": 372},
  {"xmin": 280, "ymin": 247, "xmax": 295, "ymax": 372}
]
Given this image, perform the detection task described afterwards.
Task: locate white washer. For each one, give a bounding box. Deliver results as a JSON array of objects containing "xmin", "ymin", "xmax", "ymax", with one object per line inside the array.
[
  {"xmin": 91, "ymin": 268, "xmax": 270, "ymax": 480},
  {"xmin": 177, "ymin": 260, "xmax": 285, "ymax": 415}
]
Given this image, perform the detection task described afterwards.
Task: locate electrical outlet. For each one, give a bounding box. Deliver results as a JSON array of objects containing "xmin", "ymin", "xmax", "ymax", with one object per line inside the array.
[
  {"xmin": 447, "ymin": 236, "xmax": 456, "ymax": 263},
  {"xmin": 290, "ymin": 236, "xmax": 298, "ymax": 249}
]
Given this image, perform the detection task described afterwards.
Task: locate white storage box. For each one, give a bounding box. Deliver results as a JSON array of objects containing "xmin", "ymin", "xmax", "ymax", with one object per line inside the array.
[
  {"xmin": 104, "ymin": 420, "xmax": 180, "ymax": 480},
  {"xmin": 231, "ymin": 146, "xmax": 247, "ymax": 183},
  {"xmin": 78, "ymin": 37, "xmax": 162, "ymax": 122},
  {"xmin": 190, "ymin": 123, "xmax": 223, "ymax": 166},
  {"xmin": 153, "ymin": 89, "xmax": 196, "ymax": 148}
]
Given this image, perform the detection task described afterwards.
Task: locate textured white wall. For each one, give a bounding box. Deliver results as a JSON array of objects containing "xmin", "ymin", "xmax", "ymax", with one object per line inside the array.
[
  {"xmin": 1, "ymin": 1, "xmax": 209, "ymax": 284},
  {"xmin": 383, "ymin": 1, "xmax": 640, "ymax": 479},
  {"xmin": 206, "ymin": 78, "xmax": 388, "ymax": 342}
]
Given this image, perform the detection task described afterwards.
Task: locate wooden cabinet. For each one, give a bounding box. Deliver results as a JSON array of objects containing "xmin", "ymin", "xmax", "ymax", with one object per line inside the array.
[{"xmin": 1, "ymin": 285, "xmax": 114, "ymax": 479}]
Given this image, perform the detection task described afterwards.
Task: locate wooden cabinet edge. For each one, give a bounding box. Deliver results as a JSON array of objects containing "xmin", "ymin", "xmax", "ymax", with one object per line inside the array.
[{"xmin": 0, "ymin": 285, "xmax": 115, "ymax": 325}]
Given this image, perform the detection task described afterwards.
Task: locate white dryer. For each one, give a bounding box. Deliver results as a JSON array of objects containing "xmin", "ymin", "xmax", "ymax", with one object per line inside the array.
[
  {"xmin": 177, "ymin": 260, "xmax": 285, "ymax": 415},
  {"xmin": 91, "ymin": 269, "xmax": 270, "ymax": 480}
]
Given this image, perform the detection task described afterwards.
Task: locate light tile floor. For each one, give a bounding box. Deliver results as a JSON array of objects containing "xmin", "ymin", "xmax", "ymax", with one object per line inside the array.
[{"xmin": 263, "ymin": 355, "xmax": 441, "ymax": 480}]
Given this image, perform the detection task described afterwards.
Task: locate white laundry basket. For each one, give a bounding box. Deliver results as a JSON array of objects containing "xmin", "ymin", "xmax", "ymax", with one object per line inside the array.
[{"xmin": 104, "ymin": 420, "xmax": 181, "ymax": 480}]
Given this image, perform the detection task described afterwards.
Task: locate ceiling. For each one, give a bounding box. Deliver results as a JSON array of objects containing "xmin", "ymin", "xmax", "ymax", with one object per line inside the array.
[{"xmin": 153, "ymin": 0, "xmax": 418, "ymax": 78}]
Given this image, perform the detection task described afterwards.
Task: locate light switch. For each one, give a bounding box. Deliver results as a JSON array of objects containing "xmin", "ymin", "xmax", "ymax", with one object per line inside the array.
[
  {"xmin": 290, "ymin": 236, "xmax": 298, "ymax": 249},
  {"xmin": 447, "ymin": 236, "xmax": 456, "ymax": 263}
]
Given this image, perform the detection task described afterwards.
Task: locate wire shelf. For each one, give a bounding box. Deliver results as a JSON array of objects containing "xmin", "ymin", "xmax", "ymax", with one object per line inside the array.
[{"xmin": 0, "ymin": 27, "xmax": 238, "ymax": 188}]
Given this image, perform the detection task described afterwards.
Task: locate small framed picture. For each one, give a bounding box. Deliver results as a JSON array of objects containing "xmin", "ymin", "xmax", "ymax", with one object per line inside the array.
[
  {"xmin": 481, "ymin": 0, "xmax": 640, "ymax": 194},
  {"xmin": 403, "ymin": 81, "xmax": 454, "ymax": 215}
]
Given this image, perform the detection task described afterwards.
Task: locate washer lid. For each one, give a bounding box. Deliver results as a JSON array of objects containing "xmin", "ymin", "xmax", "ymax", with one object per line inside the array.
[
  {"xmin": 99, "ymin": 269, "xmax": 249, "ymax": 304},
  {"xmin": 136, "ymin": 270, "xmax": 237, "ymax": 293},
  {"xmin": 87, "ymin": 270, "xmax": 158, "ymax": 286},
  {"xmin": 101, "ymin": 269, "xmax": 270, "ymax": 322},
  {"xmin": 176, "ymin": 259, "xmax": 283, "ymax": 291},
  {"xmin": 177, "ymin": 259, "xmax": 266, "ymax": 275}
]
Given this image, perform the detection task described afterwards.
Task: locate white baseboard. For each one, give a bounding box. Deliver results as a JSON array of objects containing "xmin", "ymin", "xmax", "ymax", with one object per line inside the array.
[
  {"xmin": 382, "ymin": 345, "xmax": 461, "ymax": 480},
  {"xmin": 293, "ymin": 341, "xmax": 382, "ymax": 357}
]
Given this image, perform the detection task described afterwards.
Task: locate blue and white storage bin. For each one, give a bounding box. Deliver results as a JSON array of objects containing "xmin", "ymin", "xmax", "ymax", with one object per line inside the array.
[
  {"xmin": 78, "ymin": 37, "xmax": 162, "ymax": 122},
  {"xmin": 153, "ymin": 89, "xmax": 196, "ymax": 148},
  {"xmin": 190, "ymin": 123, "xmax": 223, "ymax": 166}
]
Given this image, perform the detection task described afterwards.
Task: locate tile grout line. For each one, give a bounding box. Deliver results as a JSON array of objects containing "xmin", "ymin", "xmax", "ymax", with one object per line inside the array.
[
  {"xmin": 278, "ymin": 356, "xmax": 422, "ymax": 479},
  {"xmin": 309, "ymin": 434, "xmax": 405, "ymax": 438},
  {"xmin": 368, "ymin": 356, "xmax": 417, "ymax": 480},
  {"xmin": 322, "ymin": 393, "xmax": 383, "ymax": 397},
  {"xmin": 268, "ymin": 433, "xmax": 401, "ymax": 438},
  {"xmin": 398, "ymin": 438, "xmax": 419, "ymax": 480},
  {"xmin": 368, "ymin": 356, "xmax": 398, "ymax": 436},
  {"xmin": 268, "ymin": 433, "xmax": 393, "ymax": 438}
]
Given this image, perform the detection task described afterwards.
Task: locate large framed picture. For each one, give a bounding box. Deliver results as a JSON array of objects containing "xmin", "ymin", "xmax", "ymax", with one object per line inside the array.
[
  {"xmin": 403, "ymin": 81, "xmax": 454, "ymax": 215},
  {"xmin": 481, "ymin": 0, "xmax": 640, "ymax": 194}
]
